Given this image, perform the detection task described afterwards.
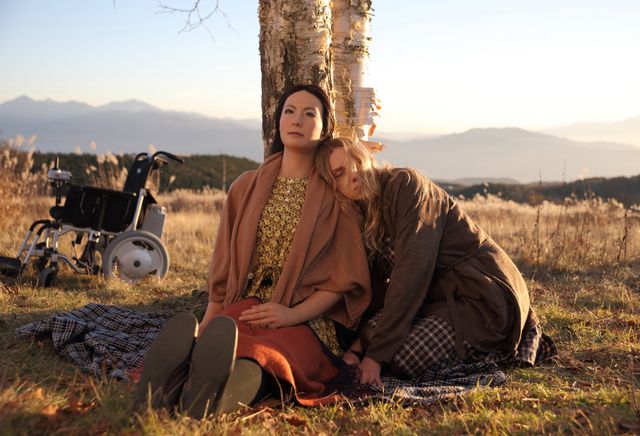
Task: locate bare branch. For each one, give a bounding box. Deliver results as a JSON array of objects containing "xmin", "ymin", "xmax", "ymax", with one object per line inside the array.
[{"xmin": 155, "ymin": 0, "xmax": 237, "ymax": 42}]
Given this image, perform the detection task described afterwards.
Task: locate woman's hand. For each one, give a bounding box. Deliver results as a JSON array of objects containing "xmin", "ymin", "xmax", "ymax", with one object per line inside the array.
[
  {"xmin": 343, "ymin": 337, "xmax": 364, "ymax": 365},
  {"xmin": 198, "ymin": 301, "xmax": 223, "ymax": 337},
  {"xmin": 239, "ymin": 302, "xmax": 296, "ymax": 328},
  {"xmin": 358, "ymin": 357, "xmax": 382, "ymax": 387},
  {"xmin": 342, "ymin": 349, "xmax": 361, "ymax": 365}
]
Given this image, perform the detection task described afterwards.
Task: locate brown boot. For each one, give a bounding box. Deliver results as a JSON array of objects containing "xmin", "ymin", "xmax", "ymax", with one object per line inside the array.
[
  {"xmin": 215, "ymin": 358, "xmax": 265, "ymax": 415},
  {"xmin": 180, "ymin": 315, "xmax": 238, "ymax": 419},
  {"xmin": 134, "ymin": 313, "xmax": 198, "ymax": 410}
]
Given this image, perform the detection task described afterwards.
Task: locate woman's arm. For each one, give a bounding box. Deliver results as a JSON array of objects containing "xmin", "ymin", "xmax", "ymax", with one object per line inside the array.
[
  {"xmin": 355, "ymin": 173, "xmax": 449, "ymax": 386},
  {"xmin": 364, "ymin": 172, "xmax": 448, "ymax": 365},
  {"xmin": 238, "ymin": 290, "xmax": 342, "ymax": 328}
]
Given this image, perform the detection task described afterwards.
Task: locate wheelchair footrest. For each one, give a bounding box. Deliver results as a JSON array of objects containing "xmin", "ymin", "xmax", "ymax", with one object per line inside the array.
[{"xmin": 0, "ymin": 256, "xmax": 22, "ymax": 277}]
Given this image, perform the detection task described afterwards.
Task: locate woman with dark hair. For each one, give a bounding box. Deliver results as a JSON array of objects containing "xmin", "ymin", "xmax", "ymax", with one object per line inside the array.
[
  {"xmin": 267, "ymin": 83, "xmax": 335, "ymax": 156},
  {"xmin": 314, "ymin": 137, "xmax": 556, "ymax": 386},
  {"xmin": 135, "ymin": 86, "xmax": 370, "ymax": 419}
]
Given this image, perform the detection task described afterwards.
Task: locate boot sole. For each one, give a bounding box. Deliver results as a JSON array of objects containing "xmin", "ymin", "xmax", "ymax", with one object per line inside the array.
[
  {"xmin": 215, "ymin": 358, "xmax": 264, "ymax": 415},
  {"xmin": 134, "ymin": 312, "xmax": 198, "ymax": 409},
  {"xmin": 180, "ymin": 315, "xmax": 238, "ymax": 419}
]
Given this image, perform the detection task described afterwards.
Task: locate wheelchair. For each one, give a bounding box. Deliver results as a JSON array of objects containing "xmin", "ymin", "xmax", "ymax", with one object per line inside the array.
[{"xmin": 0, "ymin": 151, "xmax": 183, "ymax": 287}]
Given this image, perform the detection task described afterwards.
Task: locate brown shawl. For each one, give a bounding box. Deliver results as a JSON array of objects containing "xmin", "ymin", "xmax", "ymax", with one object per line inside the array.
[{"xmin": 207, "ymin": 152, "xmax": 371, "ymax": 327}]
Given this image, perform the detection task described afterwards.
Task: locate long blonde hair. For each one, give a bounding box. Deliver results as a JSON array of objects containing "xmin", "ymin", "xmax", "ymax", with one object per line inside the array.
[{"xmin": 315, "ymin": 138, "xmax": 385, "ymax": 257}]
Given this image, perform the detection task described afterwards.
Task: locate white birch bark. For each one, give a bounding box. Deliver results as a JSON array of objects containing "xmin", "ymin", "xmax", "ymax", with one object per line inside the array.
[
  {"xmin": 330, "ymin": 0, "xmax": 378, "ymax": 141},
  {"xmin": 258, "ymin": 0, "xmax": 333, "ymax": 157}
]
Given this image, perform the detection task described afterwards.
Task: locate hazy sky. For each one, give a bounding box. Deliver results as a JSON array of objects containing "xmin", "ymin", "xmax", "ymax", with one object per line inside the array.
[{"xmin": 1, "ymin": 1, "xmax": 639, "ymax": 135}]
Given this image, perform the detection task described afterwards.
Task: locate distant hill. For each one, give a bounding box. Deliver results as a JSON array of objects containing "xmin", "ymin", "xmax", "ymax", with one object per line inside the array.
[
  {"xmin": 544, "ymin": 116, "xmax": 640, "ymax": 147},
  {"xmin": 30, "ymin": 152, "xmax": 259, "ymax": 193},
  {"xmin": 2, "ymin": 97, "xmax": 640, "ymax": 183},
  {"xmin": 436, "ymin": 177, "xmax": 520, "ymax": 188},
  {"xmin": 374, "ymin": 127, "xmax": 640, "ymax": 183},
  {"xmin": 447, "ymin": 175, "xmax": 640, "ymax": 208},
  {"xmin": 7, "ymin": 145, "xmax": 638, "ymax": 207},
  {"xmin": 0, "ymin": 96, "xmax": 263, "ymax": 161}
]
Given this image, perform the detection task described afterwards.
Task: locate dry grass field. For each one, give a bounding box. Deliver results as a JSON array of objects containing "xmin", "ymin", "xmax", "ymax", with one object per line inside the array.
[{"xmin": 0, "ymin": 145, "xmax": 639, "ymax": 434}]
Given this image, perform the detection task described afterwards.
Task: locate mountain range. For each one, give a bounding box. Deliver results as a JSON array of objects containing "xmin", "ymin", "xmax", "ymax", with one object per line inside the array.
[
  {"xmin": 0, "ymin": 96, "xmax": 264, "ymax": 161},
  {"xmin": 375, "ymin": 127, "xmax": 640, "ymax": 183},
  {"xmin": 1, "ymin": 96, "xmax": 639, "ymax": 183},
  {"xmin": 543, "ymin": 116, "xmax": 640, "ymax": 146}
]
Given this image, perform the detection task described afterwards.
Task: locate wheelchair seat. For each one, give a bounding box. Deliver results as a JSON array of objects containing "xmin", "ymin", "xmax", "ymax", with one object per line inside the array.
[
  {"xmin": 49, "ymin": 185, "xmax": 81, "ymax": 222},
  {"xmin": 50, "ymin": 153, "xmax": 157, "ymax": 232}
]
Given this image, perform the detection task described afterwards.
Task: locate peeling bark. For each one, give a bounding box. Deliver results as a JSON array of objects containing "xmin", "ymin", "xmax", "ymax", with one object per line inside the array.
[
  {"xmin": 258, "ymin": 0, "xmax": 334, "ymax": 157},
  {"xmin": 331, "ymin": 0, "xmax": 377, "ymax": 140}
]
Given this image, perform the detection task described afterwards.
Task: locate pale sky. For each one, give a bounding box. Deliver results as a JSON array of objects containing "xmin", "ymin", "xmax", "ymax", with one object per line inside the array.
[{"xmin": 1, "ymin": 0, "xmax": 639, "ymax": 135}]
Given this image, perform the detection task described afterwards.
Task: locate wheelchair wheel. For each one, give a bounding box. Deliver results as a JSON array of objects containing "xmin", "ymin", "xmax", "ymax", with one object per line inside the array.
[
  {"xmin": 0, "ymin": 256, "xmax": 22, "ymax": 278},
  {"xmin": 102, "ymin": 231, "xmax": 169, "ymax": 282},
  {"xmin": 37, "ymin": 267, "xmax": 58, "ymax": 288},
  {"xmin": 33, "ymin": 256, "xmax": 48, "ymax": 272}
]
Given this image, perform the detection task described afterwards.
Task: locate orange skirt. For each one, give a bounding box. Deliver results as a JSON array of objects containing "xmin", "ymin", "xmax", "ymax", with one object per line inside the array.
[
  {"xmin": 221, "ymin": 298, "xmax": 350, "ymax": 405},
  {"xmin": 130, "ymin": 298, "xmax": 354, "ymax": 406}
]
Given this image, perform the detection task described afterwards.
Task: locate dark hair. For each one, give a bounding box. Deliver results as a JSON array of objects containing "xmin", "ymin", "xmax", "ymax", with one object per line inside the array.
[{"xmin": 268, "ymin": 84, "xmax": 336, "ymax": 156}]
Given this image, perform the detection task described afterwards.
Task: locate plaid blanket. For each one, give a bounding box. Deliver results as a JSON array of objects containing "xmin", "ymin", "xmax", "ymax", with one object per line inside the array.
[
  {"xmin": 375, "ymin": 361, "xmax": 507, "ymax": 405},
  {"xmin": 16, "ymin": 304, "xmax": 512, "ymax": 405},
  {"xmin": 15, "ymin": 303, "xmax": 171, "ymax": 380}
]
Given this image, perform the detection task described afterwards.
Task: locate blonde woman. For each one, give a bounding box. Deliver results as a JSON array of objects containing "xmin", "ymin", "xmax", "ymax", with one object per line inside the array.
[{"xmin": 315, "ymin": 137, "xmax": 555, "ymax": 386}]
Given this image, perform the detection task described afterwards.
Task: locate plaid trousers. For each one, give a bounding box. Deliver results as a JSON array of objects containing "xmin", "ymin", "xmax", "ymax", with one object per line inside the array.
[{"xmin": 366, "ymin": 311, "xmax": 557, "ymax": 380}]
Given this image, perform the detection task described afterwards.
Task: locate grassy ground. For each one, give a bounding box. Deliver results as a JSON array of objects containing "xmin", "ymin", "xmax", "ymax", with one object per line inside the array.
[{"xmin": 0, "ymin": 191, "xmax": 639, "ymax": 435}]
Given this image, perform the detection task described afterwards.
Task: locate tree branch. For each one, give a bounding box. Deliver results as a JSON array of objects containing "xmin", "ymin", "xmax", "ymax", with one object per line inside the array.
[{"xmin": 155, "ymin": 0, "xmax": 237, "ymax": 42}]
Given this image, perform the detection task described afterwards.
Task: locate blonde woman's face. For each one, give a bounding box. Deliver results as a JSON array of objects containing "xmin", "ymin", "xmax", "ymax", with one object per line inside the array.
[{"xmin": 328, "ymin": 147, "xmax": 363, "ymax": 200}]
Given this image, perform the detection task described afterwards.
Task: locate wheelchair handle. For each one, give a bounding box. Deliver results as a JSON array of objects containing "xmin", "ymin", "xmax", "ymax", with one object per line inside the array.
[
  {"xmin": 133, "ymin": 152, "xmax": 149, "ymax": 161},
  {"xmin": 153, "ymin": 151, "xmax": 184, "ymax": 164}
]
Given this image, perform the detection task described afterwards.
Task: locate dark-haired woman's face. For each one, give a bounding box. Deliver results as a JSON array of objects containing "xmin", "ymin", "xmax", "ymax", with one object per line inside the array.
[{"xmin": 279, "ymin": 91, "xmax": 324, "ymax": 153}]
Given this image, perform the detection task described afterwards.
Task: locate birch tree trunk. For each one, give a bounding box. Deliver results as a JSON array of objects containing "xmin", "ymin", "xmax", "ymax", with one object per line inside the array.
[
  {"xmin": 331, "ymin": 0, "xmax": 377, "ymax": 141},
  {"xmin": 258, "ymin": 0, "xmax": 334, "ymax": 157}
]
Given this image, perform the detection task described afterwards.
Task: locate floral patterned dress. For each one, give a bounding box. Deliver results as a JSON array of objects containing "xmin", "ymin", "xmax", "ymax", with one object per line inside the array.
[{"xmin": 244, "ymin": 176, "xmax": 340, "ymax": 353}]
